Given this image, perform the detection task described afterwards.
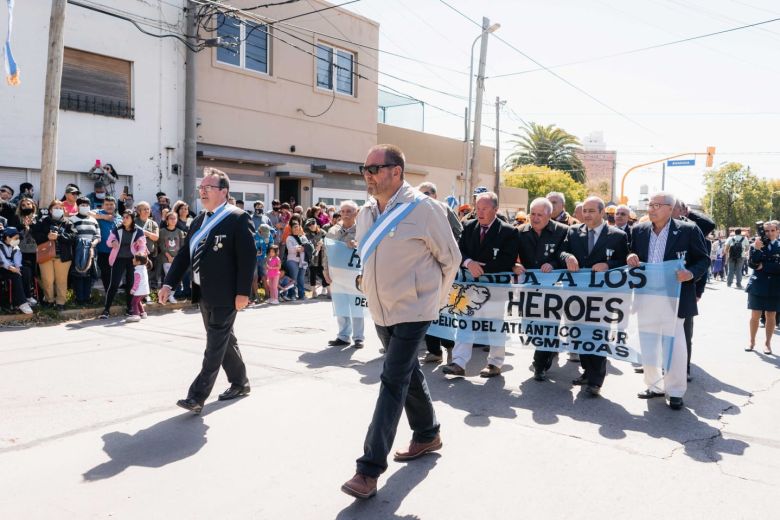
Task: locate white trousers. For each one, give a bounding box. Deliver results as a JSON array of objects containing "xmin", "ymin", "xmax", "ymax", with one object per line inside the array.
[
  {"xmin": 452, "ymin": 341, "xmax": 505, "ymax": 369},
  {"xmin": 643, "ymin": 317, "xmax": 687, "ymax": 398}
]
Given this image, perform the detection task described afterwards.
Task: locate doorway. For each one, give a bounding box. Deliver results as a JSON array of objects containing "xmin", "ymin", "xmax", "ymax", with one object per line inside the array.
[{"xmin": 279, "ymin": 178, "xmax": 300, "ymax": 207}]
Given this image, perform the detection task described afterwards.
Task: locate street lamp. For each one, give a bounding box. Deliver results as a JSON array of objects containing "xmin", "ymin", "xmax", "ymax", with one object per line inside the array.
[{"xmin": 464, "ymin": 20, "xmax": 500, "ymax": 200}]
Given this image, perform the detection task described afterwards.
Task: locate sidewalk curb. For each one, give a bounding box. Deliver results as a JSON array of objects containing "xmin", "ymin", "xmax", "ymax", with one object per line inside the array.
[{"xmin": 0, "ymin": 301, "xmax": 196, "ymax": 326}]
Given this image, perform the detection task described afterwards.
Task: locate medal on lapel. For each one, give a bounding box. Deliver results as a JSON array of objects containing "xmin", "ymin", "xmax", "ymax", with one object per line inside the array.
[
  {"xmin": 492, "ymin": 248, "xmax": 499, "ymax": 260},
  {"xmin": 606, "ymin": 248, "xmax": 614, "ymax": 261},
  {"xmin": 213, "ymin": 234, "xmax": 226, "ymax": 252},
  {"xmin": 389, "ymin": 227, "xmax": 396, "ymax": 238},
  {"xmin": 676, "ymin": 250, "xmax": 687, "ymax": 260}
]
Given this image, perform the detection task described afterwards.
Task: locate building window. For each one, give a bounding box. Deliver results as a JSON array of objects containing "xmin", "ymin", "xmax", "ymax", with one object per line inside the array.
[
  {"xmin": 59, "ymin": 48, "xmax": 133, "ymax": 119},
  {"xmin": 316, "ymin": 43, "xmax": 355, "ymax": 96},
  {"xmin": 216, "ymin": 14, "xmax": 269, "ymax": 74}
]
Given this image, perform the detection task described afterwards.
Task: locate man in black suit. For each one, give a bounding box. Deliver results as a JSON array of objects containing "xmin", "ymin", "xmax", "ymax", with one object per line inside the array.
[
  {"xmin": 563, "ymin": 196, "xmax": 629, "ymax": 397},
  {"xmin": 442, "ymin": 191, "xmax": 520, "ymax": 378},
  {"xmin": 672, "ymin": 199, "xmax": 716, "ymax": 380},
  {"xmin": 512, "ymin": 197, "xmax": 570, "ymax": 381},
  {"xmin": 627, "ymin": 192, "xmax": 710, "ymax": 410},
  {"xmin": 159, "ymin": 168, "xmax": 256, "ymax": 414}
]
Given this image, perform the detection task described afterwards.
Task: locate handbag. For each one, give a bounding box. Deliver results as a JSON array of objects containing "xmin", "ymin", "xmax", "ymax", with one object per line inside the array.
[{"xmin": 36, "ymin": 240, "xmax": 56, "ymax": 264}]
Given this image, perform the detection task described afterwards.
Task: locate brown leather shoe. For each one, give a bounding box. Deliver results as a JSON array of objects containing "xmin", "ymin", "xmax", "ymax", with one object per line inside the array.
[
  {"xmin": 341, "ymin": 473, "xmax": 377, "ymax": 499},
  {"xmin": 394, "ymin": 434, "xmax": 442, "ymax": 461},
  {"xmin": 441, "ymin": 363, "xmax": 465, "ymax": 376},
  {"xmin": 479, "ymin": 364, "xmax": 501, "ymax": 378}
]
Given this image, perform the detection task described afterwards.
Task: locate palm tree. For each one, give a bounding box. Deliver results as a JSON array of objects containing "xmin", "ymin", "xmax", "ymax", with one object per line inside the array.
[{"xmin": 503, "ymin": 122, "xmax": 586, "ymax": 183}]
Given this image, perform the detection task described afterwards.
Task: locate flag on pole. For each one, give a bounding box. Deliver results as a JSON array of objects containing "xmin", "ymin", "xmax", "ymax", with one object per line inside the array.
[{"xmin": 4, "ymin": 0, "xmax": 20, "ymax": 86}]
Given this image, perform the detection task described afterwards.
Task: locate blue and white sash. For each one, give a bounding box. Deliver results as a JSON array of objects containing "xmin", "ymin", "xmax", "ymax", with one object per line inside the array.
[
  {"xmin": 358, "ymin": 193, "xmax": 426, "ymax": 262},
  {"xmin": 189, "ymin": 203, "xmax": 235, "ymax": 256}
]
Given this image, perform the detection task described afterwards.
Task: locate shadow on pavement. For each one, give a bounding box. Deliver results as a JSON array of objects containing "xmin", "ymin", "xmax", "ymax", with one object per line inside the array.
[
  {"xmin": 82, "ymin": 400, "xmax": 235, "ymax": 481},
  {"xmin": 298, "ymin": 346, "xmax": 383, "ymax": 385},
  {"xmin": 336, "ymin": 455, "xmax": 439, "ymax": 520}
]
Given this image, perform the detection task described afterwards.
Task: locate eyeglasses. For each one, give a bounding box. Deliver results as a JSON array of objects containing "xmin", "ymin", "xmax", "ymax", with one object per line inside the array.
[
  {"xmin": 616, "ymin": 212, "xmax": 629, "ymax": 216},
  {"xmin": 197, "ymin": 184, "xmax": 222, "ymax": 192},
  {"xmin": 647, "ymin": 203, "xmax": 671, "ymax": 209},
  {"xmin": 422, "ymin": 191, "xmax": 433, "ymax": 196},
  {"xmin": 359, "ymin": 164, "xmax": 396, "ymax": 175}
]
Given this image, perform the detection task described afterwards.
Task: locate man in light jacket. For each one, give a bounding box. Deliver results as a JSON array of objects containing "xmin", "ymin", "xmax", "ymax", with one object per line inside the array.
[{"xmin": 341, "ymin": 144, "xmax": 461, "ymax": 500}]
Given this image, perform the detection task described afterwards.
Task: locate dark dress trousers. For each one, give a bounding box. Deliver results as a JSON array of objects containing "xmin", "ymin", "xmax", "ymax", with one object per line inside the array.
[
  {"xmin": 165, "ymin": 205, "xmax": 257, "ymax": 404},
  {"xmin": 516, "ymin": 220, "xmax": 570, "ymax": 372},
  {"xmin": 564, "ymin": 223, "xmax": 629, "ymax": 387},
  {"xmin": 681, "ymin": 211, "xmax": 715, "ymax": 372}
]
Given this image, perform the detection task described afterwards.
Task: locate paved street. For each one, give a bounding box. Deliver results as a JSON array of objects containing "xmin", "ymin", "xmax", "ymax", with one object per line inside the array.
[{"xmin": 1, "ymin": 278, "xmax": 778, "ymax": 519}]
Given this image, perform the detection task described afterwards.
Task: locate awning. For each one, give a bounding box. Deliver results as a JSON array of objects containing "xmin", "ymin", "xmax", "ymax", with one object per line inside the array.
[
  {"xmin": 276, "ymin": 171, "xmax": 324, "ymax": 180},
  {"xmin": 311, "ymin": 159, "xmax": 362, "ymax": 175}
]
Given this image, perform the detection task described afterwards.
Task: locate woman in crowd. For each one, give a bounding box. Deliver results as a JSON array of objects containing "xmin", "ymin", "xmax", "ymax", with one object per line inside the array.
[
  {"xmin": 305, "ymin": 218, "xmax": 329, "ymax": 297},
  {"xmin": 172, "ymin": 200, "xmax": 192, "ymax": 233},
  {"xmin": 33, "ymin": 200, "xmax": 76, "ymax": 310},
  {"xmin": 16, "ymin": 198, "xmax": 38, "ymax": 299},
  {"xmin": 284, "ymin": 215, "xmax": 311, "ymax": 300},
  {"xmin": 159, "ymin": 211, "xmax": 186, "ymax": 303},
  {"xmin": 100, "ymin": 210, "xmax": 146, "ymax": 319},
  {"xmin": 745, "ymin": 220, "xmax": 780, "ymax": 355},
  {"xmin": 711, "ymin": 236, "xmax": 726, "ymax": 281}
]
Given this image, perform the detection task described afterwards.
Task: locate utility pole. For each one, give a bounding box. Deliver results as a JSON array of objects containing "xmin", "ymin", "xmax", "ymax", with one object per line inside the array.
[
  {"xmin": 661, "ymin": 161, "xmax": 666, "ymax": 191},
  {"xmin": 468, "ymin": 17, "xmax": 491, "ymax": 198},
  {"xmin": 40, "ymin": 0, "xmax": 67, "ymax": 205},
  {"xmin": 183, "ymin": 1, "xmax": 198, "ymax": 206}
]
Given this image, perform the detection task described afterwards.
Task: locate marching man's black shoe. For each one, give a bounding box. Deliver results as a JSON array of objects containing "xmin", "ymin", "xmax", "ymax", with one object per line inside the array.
[
  {"xmin": 176, "ymin": 398, "xmax": 203, "ymax": 414},
  {"xmin": 328, "ymin": 338, "xmax": 350, "ymax": 347},
  {"xmin": 669, "ymin": 397, "xmax": 684, "ymax": 410},
  {"xmin": 218, "ymin": 385, "xmax": 251, "ymax": 401}
]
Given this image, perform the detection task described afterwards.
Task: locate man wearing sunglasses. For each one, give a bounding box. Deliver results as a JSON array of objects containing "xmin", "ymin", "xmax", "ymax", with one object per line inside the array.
[
  {"xmin": 159, "ymin": 168, "xmax": 256, "ymax": 415},
  {"xmin": 342, "ymin": 145, "xmax": 460, "ymax": 500}
]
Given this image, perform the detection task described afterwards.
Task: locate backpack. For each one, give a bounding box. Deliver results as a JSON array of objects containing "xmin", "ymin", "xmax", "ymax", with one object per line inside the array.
[
  {"xmin": 72, "ymin": 236, "xmax": 95, "ymax": 276},
  {"xmin": 729, "ymin": 236, "xmax": 745, "ymax": 259}
]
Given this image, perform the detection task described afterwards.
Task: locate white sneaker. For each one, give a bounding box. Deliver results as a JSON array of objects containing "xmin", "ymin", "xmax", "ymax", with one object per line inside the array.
[
  {"xmin": 270, "ymin": 299, "xmax": 280, "ymax": 305},
  {"xmin": 126, "ymin": 315, "xmax": 141, "ymax": 322},
  {"xmin": 26, "ymin": 297, "xmax": 37, "ymax": 306},
  {"xmin": 168, "ymin": 295, "xmax": 178, "ymax": 304},
  {"xmin": 18, "ymin": 303, "xmax": 33, "ymax": 314},
  {"xmin": 141, "ymin": 312, "xmax": 148, "ymax": 319}
]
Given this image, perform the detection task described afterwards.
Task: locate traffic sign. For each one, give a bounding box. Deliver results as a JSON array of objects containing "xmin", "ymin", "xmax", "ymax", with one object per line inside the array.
[{"xmin": 667, "ymin": 159, "xmax": 696, "ymax": 167}]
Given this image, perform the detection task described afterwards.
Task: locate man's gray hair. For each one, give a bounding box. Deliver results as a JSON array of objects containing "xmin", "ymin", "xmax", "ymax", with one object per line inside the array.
[
  {"xmin": 616, "ymin": 204, "xmax": 631, "ymax": 214},
  {"xmin": 574, "ymin": 202, "xmax": 583, "ymax": 210},
  {"xmin": 476, "ymin": 191, "xmax": 499, "ymax": 208},
  {"xmin": 584, "ymin": 196, "xmax": 605, "ymax": 212},
  {"xmin": 530, "ymin": 197, "xmax": 553, "ymax": 214},
  {"xmin": 340, "ymin": 200, "xmax": 359, "ymax": 211},
  {"xmin": 417, "ymin": 181, "xmax": 437, "ymax": 195},
  {"xmin": 546, "ymin": 191, "xmax": 565, "ymax": 203},
  {"xmin": 651, "ymin": 191, "xmax": 677, "ymax": 207},
  {"xmin": 674, "ymin": 198, "xmax": 688, "ymax": 211}
]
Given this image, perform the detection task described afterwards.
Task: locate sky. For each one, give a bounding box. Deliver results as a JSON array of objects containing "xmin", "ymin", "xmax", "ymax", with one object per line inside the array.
[{"xmin": 335, "ymin": 0, "xmax": 780, "ymax": 205}]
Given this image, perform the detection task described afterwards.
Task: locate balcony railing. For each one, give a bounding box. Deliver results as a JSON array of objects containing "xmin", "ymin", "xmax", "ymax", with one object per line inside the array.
[{"xmin": 59, "ymin": 92, "xmax": 135, "ymax": 119}]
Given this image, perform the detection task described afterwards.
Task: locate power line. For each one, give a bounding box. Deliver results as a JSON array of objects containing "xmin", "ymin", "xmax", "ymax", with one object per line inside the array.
[
  {"xmin": 488, "ymin": 13, "xmax": 780, "ymax": 79},
  {"xmin": 273, "ymin": 0, "xmax": 362, "ymax": 23},
  {"xmin": 436, "ymin": 0, "xmax": 657, "ymax": 135}
]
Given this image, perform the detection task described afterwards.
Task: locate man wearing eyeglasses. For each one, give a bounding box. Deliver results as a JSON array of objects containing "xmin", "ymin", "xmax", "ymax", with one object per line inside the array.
[
  {"xmin": 341, "ymin": 144, "xmax": 460, "ymax": 500},
  {"xmin": 159, "ymin": 167, "xmax": 256, "ymax": 415},
  {"xmin": 626, "ymin": 192, "xmax": 710, "ymax": 410}
]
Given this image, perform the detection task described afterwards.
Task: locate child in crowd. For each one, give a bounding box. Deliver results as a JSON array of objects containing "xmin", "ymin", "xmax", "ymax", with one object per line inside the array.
[
  {"xmin": 0, "ymin": 227, "xmax": 34, "ymax": 314},
  {"xmin": 127, "ymin": 254, "xmax": 150, "ymax": 322},
  {"xmin": 159, "ymin": 212, "xmax": 186, "ymax": 303},
  {"xmin": 278, "ymin": 270, "xmax": 296, "ymax": 302},
  {"xmin": 265, "ymin": 244, "xmax": 281, "ymax": 305},
  {"xmin": 253, "ymin": 223, "xmax": 273, "ymax": 303}
]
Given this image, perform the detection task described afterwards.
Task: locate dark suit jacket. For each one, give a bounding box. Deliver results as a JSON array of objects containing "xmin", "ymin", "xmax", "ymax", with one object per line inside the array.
[
  {"xmin": 564, "ymin": 223, "xmax": 628, "ymax": 268},
  {"xmin": 517, "ymin": 220, "xmax": 569, "ymax": 269},
  {"xmin": 630, "ymin": 218, "xmax": 711, "ymax": 318},
  {"xmin": 165, "ymin": 205, "xmax": 256, "ymax": 307},
  {"xmin": 459, "ymin": 218, "xmax": 520, "ymax": 273},
  {"xmin": 685, "ymin": 211, "xmax": 716, "ymax": 237}
]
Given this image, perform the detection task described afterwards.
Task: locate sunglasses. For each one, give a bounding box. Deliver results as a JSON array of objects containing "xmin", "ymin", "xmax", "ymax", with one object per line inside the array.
[{"xmin": 359, "ymin": 164, "xmax": 397, "ymax": 175}]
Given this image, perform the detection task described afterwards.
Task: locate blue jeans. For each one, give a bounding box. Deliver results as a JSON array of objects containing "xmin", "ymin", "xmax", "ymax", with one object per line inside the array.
[
  {"xmin": 73, "ymin": 276, "xmax": 93, "ymax": 304},
  {"xmin": 284, "ymin": 260, "xmax": 306, "ymax": 299},
  {"xmin": 356, "ymin": 321, "xmax": 439, "ymax": 478},
  {"xmin": 337, "ymin": 315, "xmax": 365, "ymax": 342}
]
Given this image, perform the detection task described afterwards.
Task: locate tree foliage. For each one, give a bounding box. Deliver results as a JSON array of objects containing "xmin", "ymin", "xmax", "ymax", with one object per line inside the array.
[
  {"xmin": 701, "ymin": 162, "xmax": 774, "ymax": 229},
  {"xmin": 503, "ymin": 122, "xmax": 586, "ymax": 183},
  {"xmin": 504, "ymin": 165, "xmax": 588, "ymax": 214}
]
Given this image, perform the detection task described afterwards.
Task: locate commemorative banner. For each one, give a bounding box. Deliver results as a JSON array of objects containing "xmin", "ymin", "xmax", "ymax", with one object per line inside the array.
[{"xmin": 325, "ymin": 239, "xmax": 683, "ymax": 369}]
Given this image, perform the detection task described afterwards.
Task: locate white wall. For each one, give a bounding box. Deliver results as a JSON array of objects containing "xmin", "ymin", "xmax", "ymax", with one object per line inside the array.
[{"xmin": 0, "ymin": 0, "xmax": 186, "ymax": 203}]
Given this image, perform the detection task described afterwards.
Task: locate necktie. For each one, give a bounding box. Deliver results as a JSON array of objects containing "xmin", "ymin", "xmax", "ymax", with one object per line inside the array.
[
  {"xmin": 480, "ymin": 225, "xmax": 489, "ymax": 243},
  {"xmin": 587, "ymin": 229, "xmax": 595, "ymax": 255}
]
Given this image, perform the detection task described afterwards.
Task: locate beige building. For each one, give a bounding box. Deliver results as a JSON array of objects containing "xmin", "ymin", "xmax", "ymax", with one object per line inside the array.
[
  {"xmin": 577, "ymin": 131, "xmax": 617, "ymax": 202},
  {"xmin": 196, "ymin": 0, "xmax": 379, "ymax": 208}
]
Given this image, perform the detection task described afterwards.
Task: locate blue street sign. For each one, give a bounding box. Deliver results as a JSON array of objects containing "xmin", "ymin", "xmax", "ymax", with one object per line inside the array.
[{"xmin": 667, "ymin": 159, "xmax": 696, "ymax": 167}]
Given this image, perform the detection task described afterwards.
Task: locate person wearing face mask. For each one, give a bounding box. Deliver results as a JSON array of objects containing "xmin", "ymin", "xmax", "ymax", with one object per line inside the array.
[
  {"xmin": 69, "ymin": 197, "xmax": 101, "ymax": 306},
  {"xmin": 15, "ymin": 198, "xmax": 39, "ymax": 300},
  {"xmin": 87, "ymin": 180, "xmax": 109, "ymax": 210},
  {"xmin": 0, "ymin": 227, "xmax": 34, "ymax": 314},
  {"xmin": 33, "ymin": 200, "xmax": 76, "ymax": 310},
  {"xmin": 251, "ymin": 201, "xmax": 271, "ymax": 231},
  {"xmin": 100, "ymin": 210, "xmax": 147, "ymax": 319}
]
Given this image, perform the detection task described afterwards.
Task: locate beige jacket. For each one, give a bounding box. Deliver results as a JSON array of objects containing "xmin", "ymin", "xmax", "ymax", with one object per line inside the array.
[{"xmin": 357, "ymin": 183, "xmax": 461, "ymax": 327}]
